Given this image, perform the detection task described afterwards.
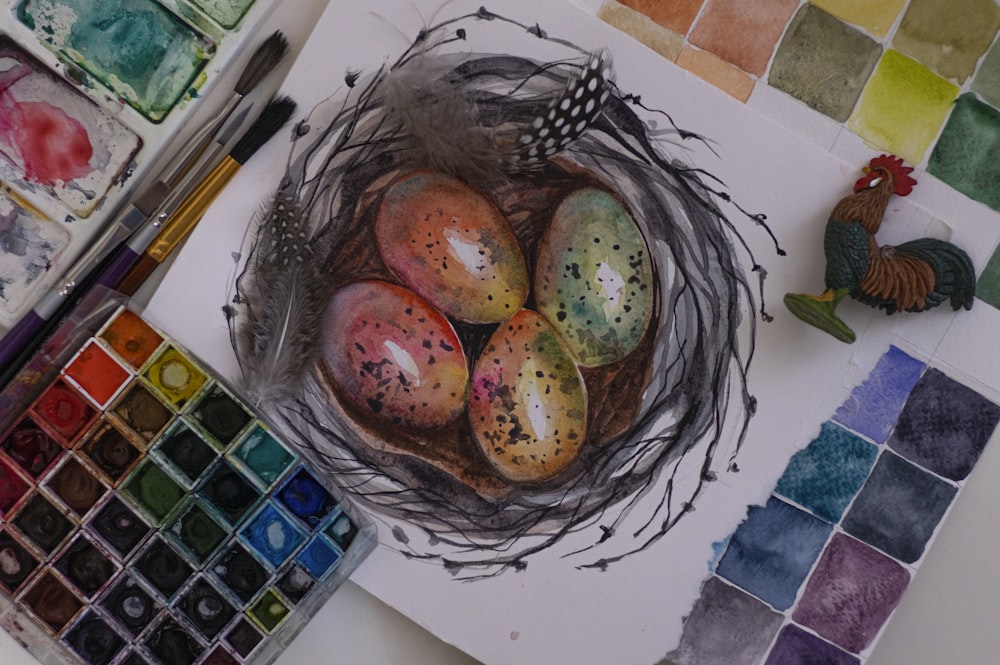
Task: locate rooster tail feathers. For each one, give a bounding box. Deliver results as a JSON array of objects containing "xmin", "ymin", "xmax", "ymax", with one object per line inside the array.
[{"xmin": 896, "ymin": 237, "xmax": 976, "ymax": 311}]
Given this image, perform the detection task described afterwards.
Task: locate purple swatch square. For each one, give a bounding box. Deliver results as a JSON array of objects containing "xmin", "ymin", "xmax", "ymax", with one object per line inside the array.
[
  {"xmin": 842, "ymin": 452, "xmax": 956, "ymax": 563},
  {"xmin": 667, "ymin": 576, "xmax": 784, "ymax": 665},
  {"xmin": 888, "ymin": 368, "xmax": 1000, "ymax": 481},
  {"xmin": 833, "ymin": 346, "xmax": 925, "ymax": 443},
  {"xmin": 764, "ymin": 624, "xmax": 860, "ymax": 665},
  {"xmin": 716, "ymin": 497, "xmax": 832, "ymax": 610},
  {"xmin": 793, "ymin": 533, "xmax": 910, "ymax": 654}
]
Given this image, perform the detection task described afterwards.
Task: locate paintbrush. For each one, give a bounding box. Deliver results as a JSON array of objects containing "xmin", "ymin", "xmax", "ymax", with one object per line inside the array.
[
  {"xmin": 111, "ymin": 96, "xmax": 297, "ymax": 296},
  {"xmin": 0, "ymin": 32, "xmax": 288, "ymax": 384}
]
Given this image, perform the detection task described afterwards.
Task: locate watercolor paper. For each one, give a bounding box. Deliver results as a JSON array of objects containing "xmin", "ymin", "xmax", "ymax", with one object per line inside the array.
[{"xmin": 145, "ymin": 2, "xmax": 1000, "ymax": 664}]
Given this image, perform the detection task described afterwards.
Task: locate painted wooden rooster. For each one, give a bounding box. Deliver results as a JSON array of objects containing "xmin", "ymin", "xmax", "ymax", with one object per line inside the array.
[{"xmin": 785, "ymin": 154, "xmax": 975, "ymax": 343}]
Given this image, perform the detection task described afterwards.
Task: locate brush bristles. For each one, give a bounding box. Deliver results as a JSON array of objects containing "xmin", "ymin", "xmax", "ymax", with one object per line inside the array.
[
  {"xmin": 235, "ymin": 31, "xmax": 289, "ymax": 96},
  {"xmin": 231, "ymin": 96, "xmax": 297, "ymax": 165}
]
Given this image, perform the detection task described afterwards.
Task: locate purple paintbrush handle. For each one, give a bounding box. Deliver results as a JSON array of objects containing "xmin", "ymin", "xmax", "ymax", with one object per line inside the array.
[
  {"xmin": 0, "ymin": 310, "xmax": 45, "ymax": 370},
  {"xmin": 96, "ymin": 245, "xmax": 141, "ymax": 289}
]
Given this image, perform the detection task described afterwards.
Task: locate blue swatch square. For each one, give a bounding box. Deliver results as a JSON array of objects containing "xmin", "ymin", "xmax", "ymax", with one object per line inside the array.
[
  {"xmin": 296, "ymin": 535, "xmax": 342, "ymax": 578},
  {"xmin": 888, "ymin": 368, "xmax": 1000, "ymax": 481},
  {"xmin": 774, "ymin": 421, "xmax": 878, "ymax": 524},
  {"xmin": 833, "ymin": 346, "xmax": 925, "ymax": 443},
  {"xmin": 240, "ymin": 504, "xmax": 306, "ymax": 569},
  {"xmin": 716, "ymin": 497, "xmax": 832, "ymax": 611},
  {"xmin": 842, "ymin": 452, "xmax": 957, "ymax": 564}
]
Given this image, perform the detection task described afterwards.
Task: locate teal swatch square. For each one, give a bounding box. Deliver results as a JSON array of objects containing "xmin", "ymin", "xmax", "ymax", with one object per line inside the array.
[{"xmin": 775, "ymin": 421, "xmax": 878, "ymax": 523}]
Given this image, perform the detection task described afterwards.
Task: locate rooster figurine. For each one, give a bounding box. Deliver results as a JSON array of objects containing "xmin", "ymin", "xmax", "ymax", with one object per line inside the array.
[{"xmin": 785, "ymin": 154, "xmax": 975, "ymax": 343}]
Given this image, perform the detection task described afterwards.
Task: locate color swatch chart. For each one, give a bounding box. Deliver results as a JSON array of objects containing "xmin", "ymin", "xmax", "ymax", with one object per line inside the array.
[
  {"xmin": 0, "ymin": 304, "xmax": 374, "ymax": 665},
  {"xmin": 668, "ymin": 345, "xmax": 1000, "ymax": 664}
]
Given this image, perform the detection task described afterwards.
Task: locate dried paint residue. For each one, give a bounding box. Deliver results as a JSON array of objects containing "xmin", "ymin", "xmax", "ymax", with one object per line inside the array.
[
  {"xmin": 0, "ymin": 190, "xmax": 71, "ymax": 320},
  {"xmin": 0, "ymin": 38, "xmax": 141, "ymax": 217},
  {"xmin": 18, "ymin": 0, "xmax": 215, "ymax": 122}
]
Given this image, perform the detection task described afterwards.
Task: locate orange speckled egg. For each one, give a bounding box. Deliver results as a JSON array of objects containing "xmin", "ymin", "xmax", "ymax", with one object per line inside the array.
[
  {"xmin": 376, "ymin": 170, "xmax": 529, "ymax": 324},
  {"xmin": 469, "ymin": 309, "xmax": 587, "ymax": 483},
  {"xmin": 320, "ymin": 280, "xmax": 469, "ymax": 430}
]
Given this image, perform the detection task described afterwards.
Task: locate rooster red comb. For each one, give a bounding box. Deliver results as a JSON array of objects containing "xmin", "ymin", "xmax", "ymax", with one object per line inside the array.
[{"xmin": 856, "ymin": 154, "xmax": 917, "ymax": 196}]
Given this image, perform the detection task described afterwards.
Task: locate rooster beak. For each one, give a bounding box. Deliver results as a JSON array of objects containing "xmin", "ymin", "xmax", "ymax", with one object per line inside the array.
[{"xmin": 862, "ymin": 166, "xmax": 871, "ymax": 174}]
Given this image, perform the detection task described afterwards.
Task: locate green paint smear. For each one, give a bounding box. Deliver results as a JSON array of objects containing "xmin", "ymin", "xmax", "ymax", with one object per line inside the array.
[
  {"xmin": 189, "ymin": 0, "xmax": 255, "ymax": 29},
  {"xmin": 124, "ymin": 461, "xmax": 184, "ymax": 522},
  {"xmin": 849, "ymin": 49, "xmax": 958, "ymax": 164},
  {"xmin": 18, "ymin": 0, "xmax": 215, "ymax": 122},
  {"xmin": 235, "ymin": 428, "xmax": 294, "ymax": 486},
  {"xmin": 769, "ymin": 4, "xmax": 881, "ymax": 123},
  {"xmin": 892, "ymin": 0, "xmax": 1000, "ymax": 84},
  {"xmin": 929, "ymin": 93, "xmax": 1000, "ymax": 213}
]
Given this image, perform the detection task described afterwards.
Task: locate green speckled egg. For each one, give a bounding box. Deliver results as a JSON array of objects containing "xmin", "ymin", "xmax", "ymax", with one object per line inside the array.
[
  {"xmin": 469, "ymin": 309, "xmax": 587, "ymax": 483},
  {"xmin": 534, "ymin": 188, "xmax": 654, "ymax": 367},
  {"xmin": 376, "ymin": 170, "xmax": 529, "ymax": 324}
]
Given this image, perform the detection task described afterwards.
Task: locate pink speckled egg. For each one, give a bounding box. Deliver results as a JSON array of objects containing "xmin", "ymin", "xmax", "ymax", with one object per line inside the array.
[
  {"xmin": 469, "ymin": 309, "xmax": 587, "ymax": 483},
  {"xmin": 376, "ymin": 170, "xmax": 529, "ymax": 324},
  {"xmin": 320, "ymin": 280, "xmax": 469, "ymax": 430}
]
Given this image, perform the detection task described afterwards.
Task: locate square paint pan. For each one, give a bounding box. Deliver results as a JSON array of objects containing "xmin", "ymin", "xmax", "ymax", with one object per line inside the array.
[{"xmin": 0, "ymin": 294, "xmax": 376, "ymax": 665}]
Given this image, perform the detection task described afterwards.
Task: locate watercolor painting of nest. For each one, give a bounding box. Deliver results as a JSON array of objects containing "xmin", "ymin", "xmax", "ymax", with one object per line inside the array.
[{"xmin": 226, "ymin": 7, "xmax": 782, "ymax": 578}]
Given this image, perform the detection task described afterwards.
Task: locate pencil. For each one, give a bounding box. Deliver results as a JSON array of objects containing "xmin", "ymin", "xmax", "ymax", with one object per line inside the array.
[{"xmin": 113, "ymin": 96, "xmax": 297, "ymax": 297}]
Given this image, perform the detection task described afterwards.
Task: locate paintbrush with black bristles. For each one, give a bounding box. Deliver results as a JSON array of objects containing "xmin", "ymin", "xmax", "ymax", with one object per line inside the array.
[{"xmin": 112, "ymin": 95, "xmax": 298, "ymax": 296}]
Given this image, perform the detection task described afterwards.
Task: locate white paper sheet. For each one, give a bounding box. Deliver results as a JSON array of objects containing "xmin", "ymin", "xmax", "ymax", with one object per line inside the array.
[{"xmin": 145, "ymin": 2, "xmax": 1000, "ymax": 664}]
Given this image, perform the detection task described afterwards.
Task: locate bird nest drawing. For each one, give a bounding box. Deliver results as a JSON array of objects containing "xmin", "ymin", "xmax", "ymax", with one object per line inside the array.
[{"xmin": 227, "ymin": 7, "xmax": 781, "ymax": 577}]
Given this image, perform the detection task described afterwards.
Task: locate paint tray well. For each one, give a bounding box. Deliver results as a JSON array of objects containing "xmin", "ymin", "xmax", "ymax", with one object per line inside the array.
[{"xmin": 0, "ymin": 288, "xmax": 376, "ymax": 665}]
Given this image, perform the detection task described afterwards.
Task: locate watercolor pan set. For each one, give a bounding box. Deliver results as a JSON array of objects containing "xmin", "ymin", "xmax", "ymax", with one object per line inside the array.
[
  {"xmin": 0, "ymin": 293, "xmax": 375, "ymax": 665},
  {"xmin": 669, "ymin": 345, "xmax": 1000, "ymax": 665},
  {"xmin": 0, "ymin": 0, "xmax": 282, "ymax": 331}
]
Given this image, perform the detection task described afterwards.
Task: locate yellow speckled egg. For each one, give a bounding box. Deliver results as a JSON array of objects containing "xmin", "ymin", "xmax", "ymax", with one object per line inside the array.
[
  {"xmin": 320, "ymin": 280, "xmax": 469, "ymax": 430},
  {"xmin": 534, "ymin": 188, "xmax": 654, "ymax": 367},
  {"xmin": 376, "ymin": 170, "xmax": 529, "ymax": 324},
  {"xmin": 469, "ymin": 309, "xmax": 587, "ymax": 483}
]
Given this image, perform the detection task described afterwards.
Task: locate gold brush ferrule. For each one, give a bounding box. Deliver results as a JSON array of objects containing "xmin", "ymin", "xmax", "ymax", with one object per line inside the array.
[{"xmin": 147, "ymin": 156, "xmax": 241, "ymax": 262}]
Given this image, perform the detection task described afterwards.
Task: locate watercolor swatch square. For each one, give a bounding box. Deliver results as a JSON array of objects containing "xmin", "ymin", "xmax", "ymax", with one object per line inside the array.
[
  {"xmin": 887, "ymin": 367, "xmax": 1000, "ymax": 481},
  {"xmin": 774, "ymin": 421, "xmax": 878, "ymax": 523},
  {"xmin": 792, "ymin": 533, "xmax": 910, "ymax": 654},
  {"xmin": 975, "ymin": 245, "xmax": 1000, "ymax": 311},
  {"xmin": 833, "ymin": 345, "xmax": 925, "ymax": 443},
  {"xmin": 841, "ymin": 452, "xmax": 956, "ymax": 563},
  {"xmin": 716, "ymin": 497, "xmax": 833, "ymax": 610},
  {"xmin": 848, "ymin": 50, "xmax": 959, "ymax": 165},
  {"xmin": 891, "ymin": 0, "xmax": 1000, "ymax": 84},
  {"xmin": 769, "ymin": 4, "xmax": 881, "ymax": 122},
  {"xmin": 764, "ymin": 624, "xmax": 860, "ymax": 665},
  {"xmin": 809, "ymin": 0, "xmax": 906, "ymax": 39},
  {"xmin": 928, "ymin": 94, "xmax": 1000, "ymax": 212},
  {"xmin": 667, "ymin": 576, "xmax": 784, "ymax": 665},
  {"xmin": 688, "ymin": 0, "xmax": 800, "ymax": 77}
]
